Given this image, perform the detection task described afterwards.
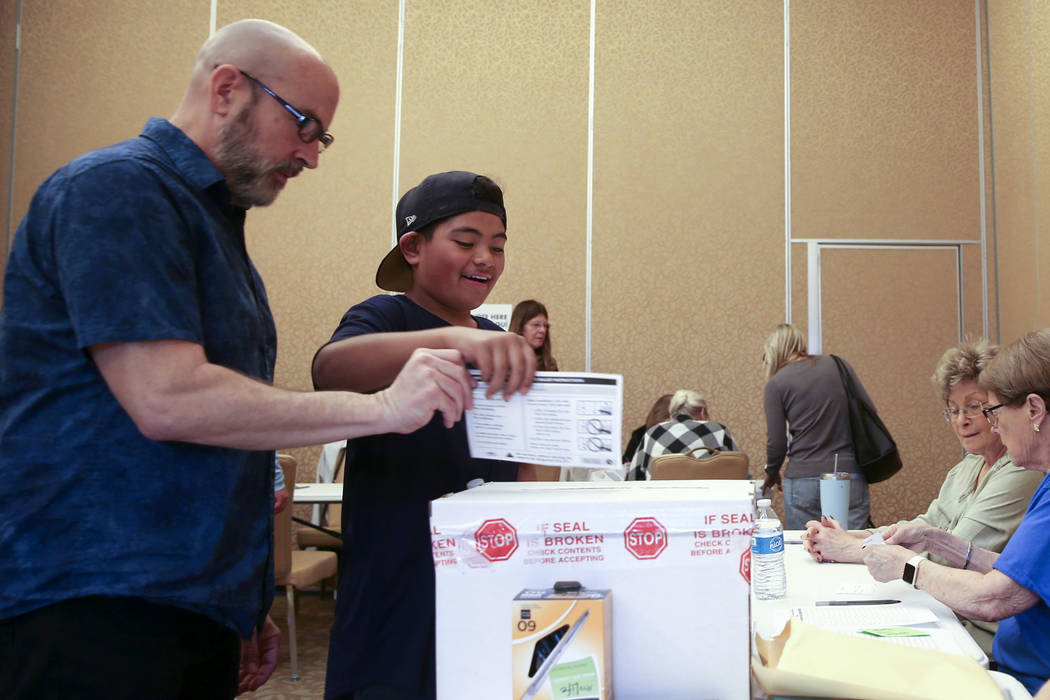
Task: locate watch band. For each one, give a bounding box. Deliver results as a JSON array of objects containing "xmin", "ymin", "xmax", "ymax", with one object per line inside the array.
[{"xmin": 902, "ymin": 555, "xmax": 925, "ymax": 588}]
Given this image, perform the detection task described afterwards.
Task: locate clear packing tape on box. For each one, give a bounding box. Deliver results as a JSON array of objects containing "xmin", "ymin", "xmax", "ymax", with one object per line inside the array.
[{"xmin": 752, "ymin": 618, "xmax": 1002, "ymax": 700}]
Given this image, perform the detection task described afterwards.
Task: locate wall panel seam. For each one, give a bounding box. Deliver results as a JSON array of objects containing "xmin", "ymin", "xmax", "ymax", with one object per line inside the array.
[
  {"xmin": 1025, "ymin": 0, "xmax": 1040, "ymax": 323},
  {"xmin": 783, "ymin": 0, "xmax": 792, "ymax": 323},
  {"xmin": 585, "ymin": 0, "xmax": 595, "ymax": 371},
  {"xmin": 4, "ymin": 0, "xmax": 21, "ymax": 261},
  {"xmin": 974, "ymin": 0, "xmax": 989, "ymax": 339},
  {"xmin": 391, "ymin": 0, "xmax": 406, "ymax": 247},
  {"xmin": 982, "ymin": 0, "xmax": 1001, "ymax": 342}
]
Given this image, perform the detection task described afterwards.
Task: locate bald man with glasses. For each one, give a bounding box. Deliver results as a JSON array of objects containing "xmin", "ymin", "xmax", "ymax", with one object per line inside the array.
[{"xmin": 0, "ymin": 19, "xmax": 478, "ymax": 699}]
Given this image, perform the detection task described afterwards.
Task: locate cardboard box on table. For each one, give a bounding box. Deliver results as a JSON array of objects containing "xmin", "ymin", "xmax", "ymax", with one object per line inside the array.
[{"xmin": 430, "ymin": 480, "xmax": 754, "ymax": 699}]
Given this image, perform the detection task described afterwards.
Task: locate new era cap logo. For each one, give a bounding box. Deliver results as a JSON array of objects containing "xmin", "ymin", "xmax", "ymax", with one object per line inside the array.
[{"xmin": 404, "ymin": 214, "xmax": 417, "ymax": 227}]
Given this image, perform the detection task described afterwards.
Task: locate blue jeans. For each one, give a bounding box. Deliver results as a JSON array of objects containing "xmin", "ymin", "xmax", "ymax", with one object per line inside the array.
[{"xmin": 782, "ymin": 474, "xmax": 870, "ymax": 530}]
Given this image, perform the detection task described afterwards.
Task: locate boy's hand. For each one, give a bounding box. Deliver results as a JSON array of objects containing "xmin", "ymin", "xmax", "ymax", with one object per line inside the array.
[
  {"xmin": 447, "ymin": 328, "xmax": 536, "ymax": 399},
  {"xmin": 379, "ymin": 348, "xmax": 475, "ymax": 431}
]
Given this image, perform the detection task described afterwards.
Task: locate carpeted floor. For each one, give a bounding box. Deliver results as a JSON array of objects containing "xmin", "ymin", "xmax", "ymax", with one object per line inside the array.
[{"xmin": 238, "ymin": 589, "xmax": 335, "ymax": 699}]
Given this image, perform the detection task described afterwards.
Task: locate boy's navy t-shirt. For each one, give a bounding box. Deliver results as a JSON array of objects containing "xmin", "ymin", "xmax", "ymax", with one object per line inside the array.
[{"xmin": 323, "ymin": 294, "xmax": 517, "ymax": 700}]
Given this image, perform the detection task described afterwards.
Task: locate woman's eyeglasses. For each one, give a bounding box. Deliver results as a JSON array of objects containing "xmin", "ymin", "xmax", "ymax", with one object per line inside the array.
[
  {"xmin": 981, "ymin": 403, "xmax": 1006, "ymax": 427},
  {"xmin": 942, "ymin": 403, "xmax": 985, "ymax": 423}
]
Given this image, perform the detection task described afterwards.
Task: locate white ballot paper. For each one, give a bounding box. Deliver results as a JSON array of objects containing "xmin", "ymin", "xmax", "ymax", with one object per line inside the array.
[{"xmin": 465, "ymin": 370, "xmax": 623, "ymax": 469}]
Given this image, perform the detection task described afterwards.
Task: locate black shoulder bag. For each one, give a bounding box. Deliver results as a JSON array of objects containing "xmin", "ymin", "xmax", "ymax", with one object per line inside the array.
[{"xmin": 830, "ymin": 355, "xmax": 902, "ymax": 484}]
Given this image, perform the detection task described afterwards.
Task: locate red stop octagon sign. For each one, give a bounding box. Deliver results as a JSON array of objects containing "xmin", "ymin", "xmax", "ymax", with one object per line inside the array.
[
  {"xmin": 474, "ymin": 518, "xmax": 519, "ymax": 562},
  {"xmin": 623, "ymin": 516, "xmax": 668, "ymax": 560},
  {"xmin": 739, "ymin": 548, "xmax": 751, "ymax": 583}
]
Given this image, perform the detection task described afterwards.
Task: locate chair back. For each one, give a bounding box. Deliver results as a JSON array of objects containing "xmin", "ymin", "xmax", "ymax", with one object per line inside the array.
[
  {"xmin": 326, "ymin": 446, "xmax": 346, "ymax": 526},
  {"xmin": 274, "ymin": 454, "xmax": 297, "ymax": 583},
  {"xmin": 650, "ymin": 446, "xmax": 749, "ymax": 480}
]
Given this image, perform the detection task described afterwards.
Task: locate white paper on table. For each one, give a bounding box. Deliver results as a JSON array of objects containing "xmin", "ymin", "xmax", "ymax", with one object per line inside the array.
[
  {"xmin": 792, "ymin": 603, "xmax": 938, "ymax": 628},
  {"xmin": 869, "ymin": 629, "xmax": 966, "ymax": 655},
  {"xmin": 835, "ymin": 583, "xmax": 877, "ymax": 596},
  {"xmin": 862, "ymin": 531, "xmax": 886, "ymax": 548},
  {"xmin": 465, "ymin": 371, "xmax": 623, "ymax": 469}
]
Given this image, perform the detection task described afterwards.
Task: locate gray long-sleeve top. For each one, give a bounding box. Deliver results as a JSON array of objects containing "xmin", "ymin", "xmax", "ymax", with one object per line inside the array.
[{"xmin": 763, "ymin": 354, "xmax": 875, "ymax": 478}]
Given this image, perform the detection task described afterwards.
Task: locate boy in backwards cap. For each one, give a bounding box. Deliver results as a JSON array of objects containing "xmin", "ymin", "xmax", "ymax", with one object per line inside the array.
[{"xmin": 313, "ymin": 171, "xmax": 537, "ymax": 700}]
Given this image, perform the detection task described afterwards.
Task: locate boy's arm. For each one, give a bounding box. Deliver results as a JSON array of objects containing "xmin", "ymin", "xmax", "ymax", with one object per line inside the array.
[{"xmin": 313, "ymin": 326, "xmax": 536, "ymax": 399}]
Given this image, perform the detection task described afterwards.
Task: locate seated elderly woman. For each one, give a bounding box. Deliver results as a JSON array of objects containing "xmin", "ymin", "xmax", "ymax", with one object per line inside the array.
[
  {"xmin": 628, "ymin": 389, "xmax": 739, "ymax": 481},
  {"xmin": 805, "ymin": 339, "xmax": 1044, "ymax": 652},
  {"xmin": 862, "ymin": 329, "xmax": 1050, "ymax": 694}
]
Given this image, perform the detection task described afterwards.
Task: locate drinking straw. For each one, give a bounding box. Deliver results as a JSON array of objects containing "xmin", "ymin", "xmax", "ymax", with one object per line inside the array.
[{"xmin": 833, "ymin": 454, "xmax": 839, "ymax": 473}]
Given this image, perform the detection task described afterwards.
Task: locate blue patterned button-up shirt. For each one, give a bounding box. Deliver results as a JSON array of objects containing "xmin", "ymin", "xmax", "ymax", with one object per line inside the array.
[{"xmin": 0, "ymin": 118, "xmax": 277, "ymax": 636}]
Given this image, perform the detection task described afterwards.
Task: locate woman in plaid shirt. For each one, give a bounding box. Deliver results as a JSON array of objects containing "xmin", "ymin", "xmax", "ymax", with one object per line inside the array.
[{"xmin": 628, "ymin": 389, "xmax": 739, "ymax": 480}]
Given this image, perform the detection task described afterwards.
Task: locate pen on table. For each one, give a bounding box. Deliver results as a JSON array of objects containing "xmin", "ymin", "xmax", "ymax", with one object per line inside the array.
[{"xmin": 815, "ymin": 599, "xmax": 901, "ymax": 606}]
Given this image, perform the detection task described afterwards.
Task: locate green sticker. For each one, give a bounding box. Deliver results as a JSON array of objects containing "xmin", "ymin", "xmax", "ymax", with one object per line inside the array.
[
  {"xmin": 860, "ymin": 627, "xmax": 931, "ymax": 638},
  {"xmin": 549, "ymin": 656, "xmax": 600, "ymax": 700}
]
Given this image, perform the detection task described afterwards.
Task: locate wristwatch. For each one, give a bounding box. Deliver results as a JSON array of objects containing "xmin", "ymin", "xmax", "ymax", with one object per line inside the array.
[{"xmin": 902, "ymin": 555, "xmax": 925, "ymax": 588}]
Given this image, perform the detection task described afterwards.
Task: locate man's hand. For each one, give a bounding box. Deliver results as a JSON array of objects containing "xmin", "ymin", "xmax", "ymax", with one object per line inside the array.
[
  {"xmin": 447, "ymin": 327, "xmax": 536, "ymax": 400},
  {"xmin": 377, "ymin": 348, "xmax": 475, "ymax": 432},
  {"xmin": 273, "ymin": 487, "xmax": 291, "ymax": 514},
  {"xmin": 238, "ymin": 616, "xmax": 280, "ymax": 693}
]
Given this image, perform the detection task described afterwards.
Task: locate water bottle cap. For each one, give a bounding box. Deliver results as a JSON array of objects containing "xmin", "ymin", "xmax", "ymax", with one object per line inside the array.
[{"xmin": 757, "ymin": 498, "xmax": 771, "ymax": 507}]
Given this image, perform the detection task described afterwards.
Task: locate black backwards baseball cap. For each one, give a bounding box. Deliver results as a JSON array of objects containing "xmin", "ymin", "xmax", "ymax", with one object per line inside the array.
[{"xmin": 375, "ymin": 171, "xmax": 507, "ymax": 292}]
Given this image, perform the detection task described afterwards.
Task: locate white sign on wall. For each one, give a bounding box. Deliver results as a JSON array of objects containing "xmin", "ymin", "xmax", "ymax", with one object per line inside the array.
[{"xmin": 472, "ymin": 303, "xmax": 513, "ymax": 331}]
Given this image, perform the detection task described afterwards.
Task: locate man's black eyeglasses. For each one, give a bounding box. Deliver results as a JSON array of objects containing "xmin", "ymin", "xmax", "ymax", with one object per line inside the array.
[{"xmin": 239, "ymin": 70, "xmax": 333, "ymax": 153}]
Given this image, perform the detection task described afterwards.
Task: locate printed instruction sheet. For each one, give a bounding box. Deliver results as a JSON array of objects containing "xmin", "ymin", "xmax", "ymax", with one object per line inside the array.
[{"xmin": 465, "ymin": 371, "xmax": 623, "ymax": 469}]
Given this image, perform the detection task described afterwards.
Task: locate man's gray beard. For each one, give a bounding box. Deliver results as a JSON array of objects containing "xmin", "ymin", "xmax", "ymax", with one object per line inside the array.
[{"xmin": 216, "ymin": 107, "xmax": 281, "ymax": 208}]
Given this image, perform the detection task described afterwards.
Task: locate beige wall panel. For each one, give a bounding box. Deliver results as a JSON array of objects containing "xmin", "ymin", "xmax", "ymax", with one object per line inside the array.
[
  {"xmin": 986, "ymin": 1, "xmax": 1038, "ymax": 342},
  {"xmin": 0, "ymin": 0, "xmax": 16, "ymax": 296},
  {"xmin": 792, "ymin": 0, "xmax": 982, "ymax": 240},
  {"xmin": 398, "ymin": 0, "xmax": 590, "ymax": 373},
  {"xmin": 220, "ymin": 0, "xmax": 401, "ymax": 479},
  {"xmin": 13, "ymin": 1, "xmax": 206, "ymax": 235},
  {"xmin": 822, "ymin": 248, "xmax": 960, "ymax": 526},
  {"xmin": 791, "ymin": 242, "xmax": 808, "ymax": 334},
  {"xmin": 961, "ymin": 246, "xmax": 986, "ymax": 339},
  {"xmin": 593, "ymin": 0, "xmax": 784, "ymax": 467},
  {"xmin": 1033, "ymin": 1, "xmax": 1050, "ymax": 330}
]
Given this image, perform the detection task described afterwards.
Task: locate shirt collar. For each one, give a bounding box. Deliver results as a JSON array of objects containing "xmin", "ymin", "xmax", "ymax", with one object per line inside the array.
[{"xmin": 139, "ymin": 117, "xmax": 227, "ymax": 192}]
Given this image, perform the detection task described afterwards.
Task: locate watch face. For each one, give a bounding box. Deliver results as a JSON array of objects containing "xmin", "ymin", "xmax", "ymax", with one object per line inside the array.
[
  {"xmin": 903, "ymin": 558, "xmax": 922, "ymax": 585},
  {"xmin": 903, "ymin": 562, "xmax": 916, "ymax": 584}
]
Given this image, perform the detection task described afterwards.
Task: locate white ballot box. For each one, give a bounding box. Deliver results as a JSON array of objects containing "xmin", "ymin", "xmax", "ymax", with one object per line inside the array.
[{"xmin": 431, "ymin": 481, "xmax": 755, "ymax": 699}]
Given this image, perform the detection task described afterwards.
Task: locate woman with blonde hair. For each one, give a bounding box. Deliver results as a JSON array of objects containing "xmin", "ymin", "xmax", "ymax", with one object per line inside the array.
[
  {"xmin": 761, "ymin": 324, "xmax": 874, "ymax": 529},
  {"xmin": 509, "ymin": 300, "xmax": 558, "ymax": 371},
  {"xmin": 805, "ymin": 338, "xmax": 1043, "ymax": 653},
  {"xmin": 628, "ymin": 389, "xmax": 739, "ymax": 480},
  {"xmin": 863, "ymin": 328, "xmax": 1050, "ymax": 694}
]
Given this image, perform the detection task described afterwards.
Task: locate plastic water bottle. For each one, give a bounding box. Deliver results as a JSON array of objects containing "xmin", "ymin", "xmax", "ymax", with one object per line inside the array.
[{"xmin": 751, "ymin": 498, "xmax": 786, "ymax": 600}]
